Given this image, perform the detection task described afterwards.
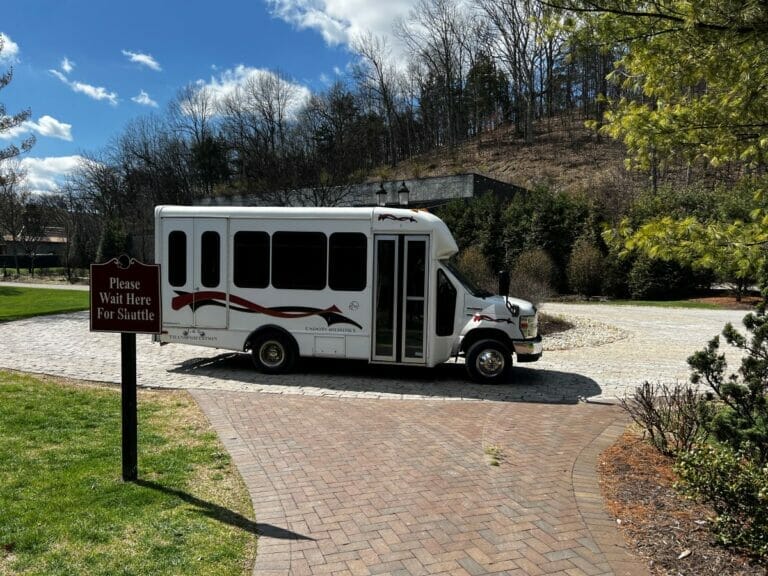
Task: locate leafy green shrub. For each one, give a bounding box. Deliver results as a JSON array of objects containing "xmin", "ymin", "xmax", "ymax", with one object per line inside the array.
[
  {"xmin": 601, "ymin": 251, "xmax": 631, "ymax": 298},
  {"xmin": 567, "ymin": 237, "xmax": 604, "ymax": 297},
  {"xmin": 619, "ymin": 381, "xmax": 711, "ymax": 456},
  {"xmin": 502, "ymin": 187, "xmax": 592, "ymax": 291},
  {"xmin": 473, "ymin": 194, "xmax": 505, "ymax": 273},
  {"xmin": 96, "ymin": 220, "xmax": 131, "ymax": 263},
  {"xmin": 674, "ymin": 294, "xmax": 768, "ymax": 554},
  {"xmin": 688, "ymin": 310, "xmax": 768, "ymax": 464},
  {"xmin": 627, "ymin": 256, "xmax": 707, "ymax": 300},
  {"xmin": 509, "ymin": 248, "xmax": 556, "ymax": 306},
  {"xmin": 455, "ymin": 244, "xmax": 495, "ymax": 293},
  {"xmin": 437, "ymin": 199, "xmax": 479, "ymax": 251},
  {"xmin": 628, "ymin": 181, "xmax": 756, "ymax": 225},
  {"xmin": 675, "ymin": 444, "xmax": 768, "ymax": 555},
  {"xmin": 437, "ymin": 195, "xmax": 506, "ymax": 273}
]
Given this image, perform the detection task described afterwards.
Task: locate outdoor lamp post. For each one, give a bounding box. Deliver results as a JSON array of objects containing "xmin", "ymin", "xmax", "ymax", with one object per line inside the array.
[
  {"xmin": 376, "ymin": 183, "xmax": 387, "ymax": 206},
  {"xmin": 398, "ymin": 181, "xmax": 409, "ymax": 206}
]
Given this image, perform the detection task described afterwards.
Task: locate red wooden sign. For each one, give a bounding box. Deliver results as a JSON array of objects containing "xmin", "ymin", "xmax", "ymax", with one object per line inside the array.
[{"xmin": 90, "ymin": 257, "xmax": 161, "ymax": 334}]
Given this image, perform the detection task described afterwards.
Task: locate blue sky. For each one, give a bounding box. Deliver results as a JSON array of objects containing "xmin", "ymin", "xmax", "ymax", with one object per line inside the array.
[{"xmin": 1, "ymin": 0, "xmax": 415, "ymax": 193}]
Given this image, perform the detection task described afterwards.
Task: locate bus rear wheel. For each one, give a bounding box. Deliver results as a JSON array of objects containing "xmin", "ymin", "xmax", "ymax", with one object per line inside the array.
[
  {"xmin": 466, "ymin": 339, "xmax": 510, "ymax": 384},
  {"xmin": 251, "ymin": 332, "xmax": 296, "ymax": 374}
]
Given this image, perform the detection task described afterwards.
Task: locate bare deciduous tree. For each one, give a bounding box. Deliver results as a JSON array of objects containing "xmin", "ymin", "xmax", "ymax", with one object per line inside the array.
[
  {"xmin": 18, "ymin": 197, "xmax": 48, "ymax": 275},
  {"xmin": 475, "ymin": 0, "xmax": 550, "ymax": 143},
  {"xmin": 170, "ymin": 84, "xmax": 216, "ymax": 146},
  {"xmin": 353, "ymin": 33, "xmax": 402, "ymax": 165},
  {"xmin": 396, "ymin": 0, "xmax": 471, "ymax": 147},
  {"xmin": 0, "ymin": 37, "xmax": 34, "ymax": 163},
  {"xmin": 0, "ymin": 162, "xmax": 30, "ymax": 273}
]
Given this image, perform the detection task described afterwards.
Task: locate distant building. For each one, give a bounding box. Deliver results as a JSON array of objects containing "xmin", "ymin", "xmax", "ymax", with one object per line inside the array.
[
  {"xmin": 0, "ymin": 227, "xmax": 67, "ymax": 267},
  {"xmin": 0, "ymin": 227, "xmax": 67, "ymax": 256},
  {"xmin": 196, "ymin": 173, "xmax": 527, "ymax": 209}
]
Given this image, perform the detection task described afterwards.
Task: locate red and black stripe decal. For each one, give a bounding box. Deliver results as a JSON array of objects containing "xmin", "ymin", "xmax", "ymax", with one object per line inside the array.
[
  {"xmin": 472, "ymin": 314, "xmax": 513, "ymax": 324},
  {"xmin": 172, "ymin": 291, "xmax": 362, "ymax": 329}
]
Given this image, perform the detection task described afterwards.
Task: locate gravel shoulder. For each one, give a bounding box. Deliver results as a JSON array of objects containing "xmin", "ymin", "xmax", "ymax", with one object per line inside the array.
[
  {"xmin": 538, "ymin": 302, "xmax": 747, "ymax": 398},
  {"xmin": 0, "ymin": 302, "xmax": 748, "ymax": 403}
]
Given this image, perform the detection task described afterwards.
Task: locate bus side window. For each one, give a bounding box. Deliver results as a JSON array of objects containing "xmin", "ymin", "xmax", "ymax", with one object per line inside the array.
[
  {"xmin": 436, "ymin": 269, "xmax": 457, "ymax": 336},
  {"xmin": 234, "ymin": 231, "xmax": 269, "ymax": 288},
  {"xmin": 200, "ymin": 231, "xmax": 220, "ymax": 288},
  {"xmin": 329, "ymin": 233, "xmax": 367, "ymax": 291},
  {"xmin": 168, "ymin": 230, "xmax": 186, "ymax": 287},
  {"xmin": 272, "ymin": 231, "xmax": 327, "ymax": 290}
]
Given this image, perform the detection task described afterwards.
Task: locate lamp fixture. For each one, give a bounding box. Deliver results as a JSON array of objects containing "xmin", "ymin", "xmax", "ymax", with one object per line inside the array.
[
  {"xmin": 376, "ymin": 183, "xmax": 387, "ymax": 207},
  {"xmin": 398, "ymin": 181, "xmax": 409, "ymax": 206}
]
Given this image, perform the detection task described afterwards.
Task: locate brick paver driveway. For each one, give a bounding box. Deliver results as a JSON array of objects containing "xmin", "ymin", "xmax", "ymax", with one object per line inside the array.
[
  {"xmin": 3, "ymin": 298, "xmax": 745, "ymax": 575},
  {"xmin": 195, "ymin": 391, "xmax": 645, "ymax": 576}
]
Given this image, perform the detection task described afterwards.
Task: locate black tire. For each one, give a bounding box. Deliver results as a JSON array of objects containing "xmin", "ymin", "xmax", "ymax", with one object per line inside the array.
[
  {"xmin": 251, "ymin": 331, "xmax": 297, "ymax": 374},
  {"xmin": 465, "ymin": 339, "xmax": 511, "ymax": 384}
]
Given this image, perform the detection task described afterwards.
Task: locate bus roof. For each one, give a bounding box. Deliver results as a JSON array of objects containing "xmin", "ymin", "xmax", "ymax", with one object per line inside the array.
[{"xmin": 155, "ymin": 205, "xmax": 459, "ymax": 259}]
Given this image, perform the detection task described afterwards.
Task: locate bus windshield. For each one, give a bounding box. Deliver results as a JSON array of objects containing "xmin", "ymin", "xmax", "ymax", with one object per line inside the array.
[{"xmin": 442, "ymin": 260, "xmax": 494, "ymax": 298}]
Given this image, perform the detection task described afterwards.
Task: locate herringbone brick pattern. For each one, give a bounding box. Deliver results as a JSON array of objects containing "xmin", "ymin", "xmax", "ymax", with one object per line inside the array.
[{"xmin": 192, "ymin": 391, "xmax": 647, "ymax": 576}]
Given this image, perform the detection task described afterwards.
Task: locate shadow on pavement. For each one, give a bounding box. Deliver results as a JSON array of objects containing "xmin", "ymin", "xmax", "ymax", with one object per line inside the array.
[
  {"xmin": 169, "ymin": 353, "xmax": 603, "ymax": 404},
  {"xmin": 135, "ymin": 479, "xmax": 314, "ymax": 540}
]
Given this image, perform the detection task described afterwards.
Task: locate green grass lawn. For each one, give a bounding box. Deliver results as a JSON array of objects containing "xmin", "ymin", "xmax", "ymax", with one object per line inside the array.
[
  {"xmin": 0, "ymin": 371, "xmax": 255, "ymax": 576},
  {"xmin": 0, "ymin": 287, "xmax": 90, "ymax": 322}
]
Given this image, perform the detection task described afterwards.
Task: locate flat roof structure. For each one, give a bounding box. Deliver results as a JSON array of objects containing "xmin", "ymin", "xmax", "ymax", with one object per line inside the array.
[{"xmin": 196, "ymin": 173, "xmax": 527, "ymax": 209}]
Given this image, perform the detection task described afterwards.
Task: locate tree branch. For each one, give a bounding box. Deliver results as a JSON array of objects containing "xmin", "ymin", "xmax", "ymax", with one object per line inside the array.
[{"xmin": 538, "ymin": 0, "xmax": 768, "ymax": 35}]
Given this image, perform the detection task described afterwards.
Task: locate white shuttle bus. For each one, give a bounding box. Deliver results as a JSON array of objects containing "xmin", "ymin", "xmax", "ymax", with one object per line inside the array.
[{"xmin": 154, "ymin": 205, "xmax": 542, "ymax": 383}]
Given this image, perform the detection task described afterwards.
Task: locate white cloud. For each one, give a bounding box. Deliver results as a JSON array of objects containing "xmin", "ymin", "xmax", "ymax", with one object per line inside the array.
[
  {"xmin": 0, "ymin": 115, "xmax": 73, "ymax": 142},
  {"xmin": 50, "ymin": 69, "xmax": 118, "ymax": 105},
  {"xmin": 0, "ymin": 32, "xmax": 20, "ymax": 63},
  {"xmin": 19, "ymin": 155, "xmax": 84, "ymax": 194},
  {"xmin": 0, "ymin": 32, "xmax": 19, "ymax": 63},
  {"xmin": 31, "ymin": 115, "xmax": 73, "ymax": 140},
  {"xmin": 196, "ymin": 65, "xmax": 311, "ymax": 117},
  {"xmin": 61, "ymin": 57, "xmax": 75, "ymax": 74},
  {"xmin": 266, "ymin": 0, "xmax": 414, "ymax": 51},
  {"xmin": 69, "ymin": 80, "xmax": 118, "ymax": 105},
  {"xmin": 131, "ymin": 90, "xmax": 158, "ymax": 108},
  {"xmin": 320, "ymin": 65, "xmax": 350, "ymax": 84},
  {"xmin": 0, "ymin": 119, "xmax": 30, "ymax": 141},
  {"xmin": 122, "ymin": 49, "xmax": 162, "ymax": 71}
]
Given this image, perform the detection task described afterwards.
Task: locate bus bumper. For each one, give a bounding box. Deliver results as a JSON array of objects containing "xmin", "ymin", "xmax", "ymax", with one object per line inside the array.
[{"xmin": 513, "ymin": 336, "xmax": 543, "ymax": 362}]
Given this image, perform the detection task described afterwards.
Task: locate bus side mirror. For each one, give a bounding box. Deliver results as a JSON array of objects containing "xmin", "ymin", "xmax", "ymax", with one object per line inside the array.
[{"xmin": 498, "ymin": 270, "xmax": 510, "ymax": 297}]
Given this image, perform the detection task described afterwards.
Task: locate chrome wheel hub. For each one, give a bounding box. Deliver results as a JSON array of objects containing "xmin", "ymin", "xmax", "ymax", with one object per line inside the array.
[
  {"xmin": 476, "ymin": 349, "xmax": 505, "ymax": 377},
  {"xmin": 260, "ymin": 341, "xmax": 284, "ymax": 368}
]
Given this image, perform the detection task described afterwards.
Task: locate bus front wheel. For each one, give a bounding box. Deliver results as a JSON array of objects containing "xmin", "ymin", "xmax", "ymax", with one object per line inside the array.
[{"xmin": 466, "ymin": 339, "xmax": 510, "ymax": 384}]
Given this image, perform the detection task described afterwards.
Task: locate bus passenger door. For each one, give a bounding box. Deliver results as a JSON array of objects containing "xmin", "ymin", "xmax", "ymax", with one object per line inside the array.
[
  {"xmin": 192, "ymin": 219, "xmax": 228, "ymax": 329},
  {"xmin": 162, "ymin": 218, "xmax": 194, "ymax": 327},
  {"xmin": 372, "ymin": 235, "xmax": 429, "ymax": 364}
]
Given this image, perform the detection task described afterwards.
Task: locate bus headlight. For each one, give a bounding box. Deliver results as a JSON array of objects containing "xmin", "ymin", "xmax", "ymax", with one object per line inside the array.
[{"xmin": 519, "ymin": 314, "xmax": 538, "ymax": 339}]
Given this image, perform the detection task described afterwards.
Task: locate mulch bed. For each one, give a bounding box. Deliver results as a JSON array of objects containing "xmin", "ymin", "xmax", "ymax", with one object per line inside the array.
[
  {"xmin": 691, "ymin": 294, "xmax": 763, "ymax": 310},
  {"xmin": 539, "ymin": 313, "xmax": 574, "ymax": 336},
  {"xmin": 598, "ymin": 431, "xmax": 767, "ymax": 576}
]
